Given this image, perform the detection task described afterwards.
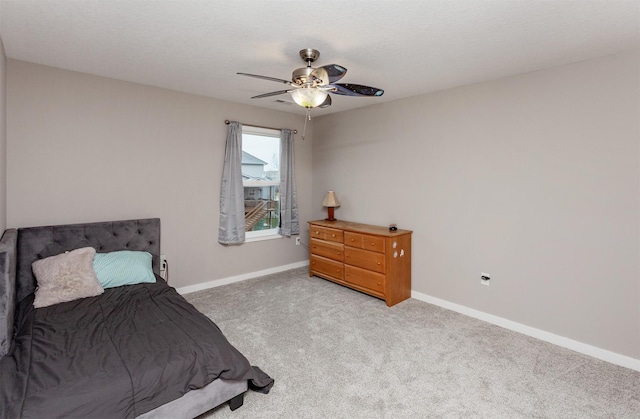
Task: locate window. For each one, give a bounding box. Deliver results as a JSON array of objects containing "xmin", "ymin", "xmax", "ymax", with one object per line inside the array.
[{"xmin": 242, "ymin": 126, "xmax": 281, "ymax": 240}]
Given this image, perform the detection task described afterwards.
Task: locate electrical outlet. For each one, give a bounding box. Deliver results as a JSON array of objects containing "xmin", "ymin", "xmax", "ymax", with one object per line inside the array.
[
  {"xmin": 295, "ymin": 237, "xmax": 301, "ymax": 245},
  {"xmin": 481, "ymin": 272, "xmax": 490, "ymax": 286},
  {"xmin": 160, "ymin": 255, "xmax": 167, "ymax": 274}
]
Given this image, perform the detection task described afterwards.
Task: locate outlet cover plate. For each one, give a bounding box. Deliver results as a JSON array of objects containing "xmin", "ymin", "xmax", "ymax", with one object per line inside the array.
[{"xmin": 481, "ymin": 272, "xmax": 490, "ymax": 286}]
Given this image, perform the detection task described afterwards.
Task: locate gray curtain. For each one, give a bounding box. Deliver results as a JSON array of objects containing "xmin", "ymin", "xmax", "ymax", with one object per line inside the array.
[
  {"xmin": 279, "ymin": 129, "xmax": 299, "ymax": 236},
  {"xmin": 218, "ymin": 121, "xmax": 245, "ymax": 245}
]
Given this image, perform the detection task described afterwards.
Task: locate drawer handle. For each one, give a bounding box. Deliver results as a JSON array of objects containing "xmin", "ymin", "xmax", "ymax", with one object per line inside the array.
[
  {"xmin": 350, "ymin": 238, "xmax": 355, "ymax": 242},
  {"xmin": 331, "ymin": 234, "xmax": 336, "ymax": 237},
  {"xmin": 315, "ymin": 230, "xmax": 319, "ymax": 234},
  {"xmin": 377, "ymin": 262, "xmax": 381, "ymax": 265},
  {"xmin": 370, "ymin": 243, "xmax": 376, "ymax": 246}
]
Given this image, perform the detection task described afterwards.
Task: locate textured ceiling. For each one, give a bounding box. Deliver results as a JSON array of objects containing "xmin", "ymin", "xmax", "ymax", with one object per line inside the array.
[{"xmin": 0, "ymin": 0, "xmax": 638, "ymax": 116}]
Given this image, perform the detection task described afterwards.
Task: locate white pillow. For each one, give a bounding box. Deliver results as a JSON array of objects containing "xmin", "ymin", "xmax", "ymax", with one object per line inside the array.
[{"xmin": 32, "ymin": 247, "xmax": 104, "ymax": 308}]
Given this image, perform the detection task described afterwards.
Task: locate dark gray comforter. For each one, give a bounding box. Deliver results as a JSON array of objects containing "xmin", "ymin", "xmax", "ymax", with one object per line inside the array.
[{"xmin": 0, "ymin": 279, "xmax": 273, "ymax": 418}]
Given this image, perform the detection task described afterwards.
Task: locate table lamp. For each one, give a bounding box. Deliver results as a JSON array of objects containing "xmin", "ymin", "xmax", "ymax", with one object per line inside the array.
[{"xmin": 322, "ymin": 191, "xmax": 340, "ymax": 221}]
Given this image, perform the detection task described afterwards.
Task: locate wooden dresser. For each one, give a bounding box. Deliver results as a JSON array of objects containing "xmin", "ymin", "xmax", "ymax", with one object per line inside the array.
[{"xmin": 308, "ymin": 220, "xmax": 412, "ymax": 307}]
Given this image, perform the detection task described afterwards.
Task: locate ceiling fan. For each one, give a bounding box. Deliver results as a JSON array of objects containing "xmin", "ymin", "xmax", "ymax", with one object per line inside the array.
[{"xmin": 237, "ymin": 48, "xmax": 384, "ymax": 110}]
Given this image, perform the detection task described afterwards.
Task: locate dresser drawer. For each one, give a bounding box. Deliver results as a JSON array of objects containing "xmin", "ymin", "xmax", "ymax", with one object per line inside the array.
[
  {"xmin": 310, "ymin": 238, "xmax": 344, "ymax": 262},
  {"xmin": 310, "ymin": 254, "xmax": 344, "ymax": 281},
  {"xmin": 344, "ymin": 232, "xmax": 385, "ymax": 254},
  {"xmin": 344, "ymin": 265, "xmax": 385, "ymax": 295},
  {"xmin": 344, "ymin": 247, "xmax": 385, "ymax": 274},
  {"xmin": 309, "ymin": 226, "xmax": 344, "ymax": 243},
  {"xmin": 324, "ymin": 228, "xmax": 343, "ymax": 243},
  {"xmin": 344, "ymin": 231, "xmax": 362, "ymax": 248},
  {"xmin": 309, "ymin": 226, "xmax": 327, "ymax": 240}
]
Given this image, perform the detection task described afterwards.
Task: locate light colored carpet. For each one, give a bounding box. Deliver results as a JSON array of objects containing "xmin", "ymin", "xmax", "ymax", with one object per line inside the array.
[{"xmin": 186, "ymin": 267, "xmax": 639, "ymax": 418}]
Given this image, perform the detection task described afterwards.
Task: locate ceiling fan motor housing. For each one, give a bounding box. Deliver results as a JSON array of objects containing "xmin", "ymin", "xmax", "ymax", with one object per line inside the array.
[
  {"xmin": 293, "ymin": 49, "xmax": 322, "ymax": 86},
  {"xmin": 292, "ymin": 67, "xmax": 315, "ymax": 86}
]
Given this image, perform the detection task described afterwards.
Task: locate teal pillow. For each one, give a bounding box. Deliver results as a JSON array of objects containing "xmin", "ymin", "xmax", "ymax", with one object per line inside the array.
[{"xmin": 93, "ymin": 250, "xmax": 156, "ymax": 289}]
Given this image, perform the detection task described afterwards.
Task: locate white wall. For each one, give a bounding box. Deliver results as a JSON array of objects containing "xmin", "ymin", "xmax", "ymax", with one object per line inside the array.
[
  {"xmin": 7, "ymin": 60, "xmax": 311, "ymax": 287},
  {"xmin": 313, "ymin": 51, "xmax": 640, "ymax": 359}
]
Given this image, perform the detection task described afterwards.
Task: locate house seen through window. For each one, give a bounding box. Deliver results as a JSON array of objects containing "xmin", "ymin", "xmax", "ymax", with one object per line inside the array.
[{"xmin": 242, "ymin": 126, "xmax": 281, "ymax": 238}]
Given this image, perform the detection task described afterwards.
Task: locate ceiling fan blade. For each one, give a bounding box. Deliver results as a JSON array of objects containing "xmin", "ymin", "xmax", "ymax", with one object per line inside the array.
[
  {"xmin": 250, "ymin": 90, "xmax": 292, "ymax": 99},
  {"xmin": 311, "ymin": 64, "xmax": 347, "ymax": 85},
  {"xmin": 330, "ymin": 83, "xmax": 384, "ymax": 97},
  {"xmin": 237, "ymin": 72, "xmax": 292, "ymax": 85},
  {"xmin": 318, "ymin": 95, "xmax": 332, "ymax": 108}
]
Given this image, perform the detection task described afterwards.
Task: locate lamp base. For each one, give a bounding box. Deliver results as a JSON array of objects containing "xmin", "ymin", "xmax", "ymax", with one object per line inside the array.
[{"xmin": 325, "ymin": 207, "xmax": 336, "ymax": 221}]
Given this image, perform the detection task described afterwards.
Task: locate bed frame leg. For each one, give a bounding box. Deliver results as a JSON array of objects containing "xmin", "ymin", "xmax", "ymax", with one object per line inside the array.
[{"xmin": 228, "ymin": 393, "xmax": 244, "ymax": 411}]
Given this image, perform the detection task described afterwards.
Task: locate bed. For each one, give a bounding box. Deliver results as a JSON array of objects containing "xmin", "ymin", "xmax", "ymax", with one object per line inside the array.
[{"xmin": 0, "ymin": 218, "xmax": 273, "ymax": 418}]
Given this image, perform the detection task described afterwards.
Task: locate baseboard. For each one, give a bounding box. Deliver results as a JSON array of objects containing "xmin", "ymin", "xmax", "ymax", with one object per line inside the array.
[
  {"xmin": 411, "ymin": 290, "xmax": 640, "ymax": 372},
  {"xmin": 176, "ymin": 261, "xmax": 309, "ymax": 295}
]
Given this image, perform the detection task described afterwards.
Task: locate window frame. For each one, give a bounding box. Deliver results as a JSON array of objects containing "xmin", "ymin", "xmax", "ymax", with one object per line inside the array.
[{"xmin": 242, "ymin": 125, "xmax": 282, "ymax": 242}]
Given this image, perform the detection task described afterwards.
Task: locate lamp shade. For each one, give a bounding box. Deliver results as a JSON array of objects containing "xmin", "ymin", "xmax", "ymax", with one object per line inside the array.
[
  {"xmin": 291, "ymin": 87, "xmax": 328, "ymax": 108},
  {"xmin": 322, "ymin": 191, "xmax": 341, "ymax": 208}
]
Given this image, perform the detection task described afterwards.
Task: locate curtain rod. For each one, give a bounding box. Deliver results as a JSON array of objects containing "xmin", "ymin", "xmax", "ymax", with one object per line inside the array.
[{"xmin": 224, "ymin": 120, "xmax": 297, "ymax": 134}]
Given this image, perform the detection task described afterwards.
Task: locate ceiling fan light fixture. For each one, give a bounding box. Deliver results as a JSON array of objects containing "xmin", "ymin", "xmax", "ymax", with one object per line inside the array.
[{"xmin": 290, "ymin": 87, "xmax": 328, "ymax": 108}]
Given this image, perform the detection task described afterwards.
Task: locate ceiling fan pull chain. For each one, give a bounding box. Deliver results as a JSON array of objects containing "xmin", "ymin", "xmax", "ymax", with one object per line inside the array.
[{"xmin": 302, "ymin": 108, "xmax": 311, "ymax": 140}]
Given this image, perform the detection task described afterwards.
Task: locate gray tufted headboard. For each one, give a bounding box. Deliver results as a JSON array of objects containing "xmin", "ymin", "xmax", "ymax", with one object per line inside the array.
[
  {"xmin": 16, "ymin": 218, "xmax": 161, "ymax": 305},
  {"xmin": 0, "ymin": 218, "xmax": 160, "ymax": 359},
  {"xmin": 0, "ymin": 229, "xmax": 17, "ymax": 357}
]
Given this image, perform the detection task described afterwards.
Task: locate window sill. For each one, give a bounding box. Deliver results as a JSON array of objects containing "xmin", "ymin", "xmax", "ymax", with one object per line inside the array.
[{"xmin": 245, "ymin": 233, "xmax": 282, "ymax": 243}]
